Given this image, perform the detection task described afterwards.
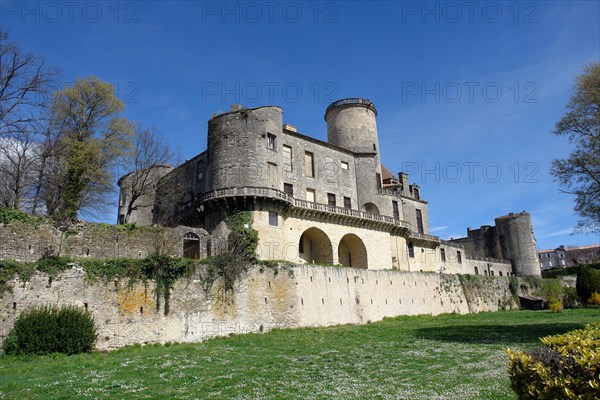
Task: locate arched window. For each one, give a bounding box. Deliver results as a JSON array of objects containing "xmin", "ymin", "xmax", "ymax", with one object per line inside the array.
[{"xmin": 183, "ymin": 232, "xmax": 200, "ymax": 259}]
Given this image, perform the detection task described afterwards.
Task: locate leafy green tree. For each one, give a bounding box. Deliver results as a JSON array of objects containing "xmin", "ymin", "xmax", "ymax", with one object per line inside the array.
[
  {"xmin": 47, "ymin": 76, "xmax": 133, "ymax": 222},
  {"xmin": 551, "ymin": 63, "xmax": 600, "ymax": 233}
]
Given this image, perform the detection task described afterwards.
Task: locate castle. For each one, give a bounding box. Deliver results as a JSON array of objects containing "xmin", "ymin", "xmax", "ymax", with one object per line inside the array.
[{"xmin": 118, "ymin": 98, "xmax": 541, "ymax": 277}]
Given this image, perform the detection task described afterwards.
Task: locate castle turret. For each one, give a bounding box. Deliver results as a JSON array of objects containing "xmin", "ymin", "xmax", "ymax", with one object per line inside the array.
[
  {"xmin": 325, "ymin": 98, "xmax": 380, "ymax": 154},
  {"xmin": 495, "ymin": 212, "xmax": 540, "ymax": 276},
  {"xmin": 207, "ymin": 106, "xmax": 283, "ymax": 190},
  {"xmin": 325, "ymin": 98, "xmax": 384, "ymax": 213}
]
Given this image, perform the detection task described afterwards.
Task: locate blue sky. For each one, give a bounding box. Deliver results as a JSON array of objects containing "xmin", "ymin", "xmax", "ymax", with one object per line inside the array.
[{"xmin": 3, "ymin": 0, "xmax": 599, "ymax": 249}]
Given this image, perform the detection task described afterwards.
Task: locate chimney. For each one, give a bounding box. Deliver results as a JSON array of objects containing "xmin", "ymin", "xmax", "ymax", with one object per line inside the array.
[{"xmin": 399, "ymin": 172, "xmax": 409, "ymax": 194}]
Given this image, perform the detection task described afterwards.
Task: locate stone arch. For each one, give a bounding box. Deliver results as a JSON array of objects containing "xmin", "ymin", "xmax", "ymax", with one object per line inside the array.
[
  {"xmin": 338, "ymin": 233, "xmax": 368, "ymax": 269},
  {"xmin": 363, "ymin": 202, "xmax": 380, "ymax": 215},
  {"xmin": 298, "ymin": 227, "xmax": 334, "ymax": 265},
  {"xmin": 183, "ymin": 232, "xmax": 201, "ymax": 259}
]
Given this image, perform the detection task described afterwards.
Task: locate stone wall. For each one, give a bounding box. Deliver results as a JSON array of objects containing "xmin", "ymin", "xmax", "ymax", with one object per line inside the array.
[
  {"xmin": 0, "ymin": 221, "xmax": 208, "ymax": 262},
  {"xmin": 0, "ymin": 264, "xmax": 525, "ymax": 350}
]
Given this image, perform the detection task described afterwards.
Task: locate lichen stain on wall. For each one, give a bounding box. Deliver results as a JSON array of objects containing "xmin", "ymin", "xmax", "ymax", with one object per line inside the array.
[
  {"xmin": 117, "ymin": 286, "xmax": 154, "ymax": 316},
  {"xmin": 211, "ymin": 279, "xmax": 237, "ymax": 320}
]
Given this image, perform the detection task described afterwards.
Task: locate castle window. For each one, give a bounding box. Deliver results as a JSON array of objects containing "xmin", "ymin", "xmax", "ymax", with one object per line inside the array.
[
  {"xmin": 373, "ymin": 143, "xmax": 376, "ymax": 151},
  {"xmin": 440, "ymin": 248, "xmax": 446, "ymax": 262},
  {"xmin": 305, "ymin": 151, "xmax": 315, "ymax": 177},
  {"xmin": 408, "ymin": 242, "xmax": 414, "ymax": 258},
  {"xmin": 284, "ymin": 183, "xmax": 293, "ymax": 196},
  {"xmin": 269, "ymin": 211, "xmax": 278, "ymax": 226},
  {"xmin": 306, "ymin": 188, "xmax": 315, "ymax": 202},
  {"xmin": 283, "ymin": 145, "xmax": 292, "ymax": 172},
  {"xmin": 267, "ymin": 162, "xmax": 277, "ymax": 184},
  {"xmin": 457, "ymin": 250, "xmax": 462, "ymax": 263},
  {"xmin": 196, "ymin": 160, "xmax": 204, "ymax": 182},
  {"xmin": 499, "ymin": 271, "xmax": 503, "ymax": 276},
  {"xmin": 343, "ymin": 196, "xmax": 351, "ymax": 209},
  {"xmin": 376, "ymin": 173, "xmax": 382, "ymax": 190},
  {"xmin": 413, "ymin": 187, "xmax": 420, "ymax": 200},
  {"xmin": 327, "ymin": 193, "xmax": 336, "ymax": 207},
  {"xmin": 474, "ymin": 267, "xmax": 479, "ymax": 275},
  {"xmin": 267, "ymin": 133, "xmax": 277, "ymax": 150},
  {"xmin": 547, "ymin": 253, "xmax": 551, "ymax": 258},
  {"xmin": 118, "ymin": 214, "xmax": 125, "ymax": 224},
  {"xmin": 392, "ymin": 201, "xmax": 400, "ymax": 220},
  {"xmin": 416, "ymin": 209, "xmax": 424, "ymax": 234},
  {"xmin": 341, "ymin": 161, "xmax": 349, "ymax": 170},
  {"xmin": 120, "ymin": 187, "xmax": 126, "ymax": 206},
  {"xmin": 183, "ymin": 232, "xmax": 200, "ymax": 259}
]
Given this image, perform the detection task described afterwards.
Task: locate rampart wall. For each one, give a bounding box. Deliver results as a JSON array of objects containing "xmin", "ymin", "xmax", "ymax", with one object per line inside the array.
[{"xmin": 1, "ymin": 264, "xmax": 526, "ymax": 350}]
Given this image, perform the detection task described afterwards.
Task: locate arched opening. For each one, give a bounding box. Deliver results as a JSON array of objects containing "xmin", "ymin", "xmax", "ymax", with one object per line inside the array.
[
  {"xmin": 298, "ymin": 227, "xmax": 333, "ymax": 265},
  {"xmin": 338, "ymin": 233, "xmax": 368, "ymax": 269},
  {"xmin": 362, "ymin": 202, "xmax": 380, "ymax": 215},
  {"xmin": 183, "ymin": 232, "xmax": 200, "ymax": 259}
]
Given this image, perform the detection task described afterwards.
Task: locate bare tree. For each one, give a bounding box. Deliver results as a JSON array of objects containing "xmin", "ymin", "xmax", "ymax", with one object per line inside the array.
[
  {"xmin": 0, "ymin": 29, "xmax": 58, "ymax": 137},
  {"xmin": 120, "ymin": 126, "xmax": 173, "ymax": 223},
  {"xmin": 0, "ymin": 126, "xmax": 40, "ymax": 209}
]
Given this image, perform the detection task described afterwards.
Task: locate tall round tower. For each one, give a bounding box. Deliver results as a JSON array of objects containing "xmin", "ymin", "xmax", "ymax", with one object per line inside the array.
[
  {"xmin": 324, "ymin": 98, "xmax": 385, "ymax": 213},
  {"xmin": 325, "ymin": 98, "xmax": 379, "ymax": 154},
  {"xmin": 495, "ymin": 212, "xmax": 540, "ymax": 276}
]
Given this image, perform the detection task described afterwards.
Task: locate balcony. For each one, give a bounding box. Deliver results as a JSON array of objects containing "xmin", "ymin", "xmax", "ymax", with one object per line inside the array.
[{"xmin": 199, "ymin": 186, "xmax": 413, "ymax": 234}]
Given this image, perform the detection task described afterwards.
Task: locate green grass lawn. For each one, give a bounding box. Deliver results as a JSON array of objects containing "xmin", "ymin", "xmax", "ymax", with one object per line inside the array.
[{"xmin": 1, "ymin": 309, "xmax": 598, "ymax": 399}]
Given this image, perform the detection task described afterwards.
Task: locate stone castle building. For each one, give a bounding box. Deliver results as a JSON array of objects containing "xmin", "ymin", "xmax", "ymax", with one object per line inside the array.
[{"xmin": 117, "ymin": 98, "xmax": 541, "ymax": 277}]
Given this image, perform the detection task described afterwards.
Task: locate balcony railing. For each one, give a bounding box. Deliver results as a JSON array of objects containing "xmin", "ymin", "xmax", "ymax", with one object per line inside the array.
[
  {"xmin": 409, "ymin": 232, "xmax": 440, "ymax": 242},
  {"xmin": 466, "ymin": 256, "xmax": 511, "ymax": 264},
  {"xmin": 200, "ymin": 186, "xmax": 412, "ymax": 230},
  {"xmin": 293, "ymin": 199, "xmax": 412, "ymax": 229},
  {"xmin": 199, "ymin": 186, "xmax": 294, "ymax": 203}
]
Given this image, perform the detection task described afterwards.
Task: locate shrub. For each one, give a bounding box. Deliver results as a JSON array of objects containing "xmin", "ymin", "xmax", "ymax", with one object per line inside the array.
[
  {"xmin": 507, "ymin": 322, "xmax": 600, "ymax": 399},
  {"xmin": 539, "ymin": 279, "xmax": 564, "ymax": 310},
  {"xmin": 0, "ymin": 207, "xmax": 44, "ymax": 226},
  {"xmin": 587, "ymin": 292, "xmax": 600, "ymax": 305},
  {"xmin": 547, "ymin": 301, "xmax": 563, "ymax": 313},
  {"xmin": 4, "ymin": 304, "xmax": 97, "ymax": 355},
  {"xmin": 562, "ymin": 286, "xmax": 579, "ymax": 308},
  {"xmin": 576, "ymin": 266, "xmax": 600, "ymax": 303}
]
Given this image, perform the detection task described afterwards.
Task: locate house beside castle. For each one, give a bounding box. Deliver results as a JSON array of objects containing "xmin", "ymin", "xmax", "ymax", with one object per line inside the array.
[{"xmin": 117, "ymin": 98, "xmax": 541, "ymax": 277}]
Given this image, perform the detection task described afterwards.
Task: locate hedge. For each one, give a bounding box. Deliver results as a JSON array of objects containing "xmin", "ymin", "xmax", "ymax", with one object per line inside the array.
[{"xmin": 507, "ymin": 322, "xmax": 600, "ymax": 399}]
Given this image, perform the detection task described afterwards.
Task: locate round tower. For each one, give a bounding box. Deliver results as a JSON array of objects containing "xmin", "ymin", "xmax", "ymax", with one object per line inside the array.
[
  {"xmin": 207, "ymin": 106, "xmax": 283, "ymax": 190},
  {"xmin": 324, "ymin": 98, "xmax": 385, "ymax": 213},
  {"xmin": 324, "ymin": 98, "xmax": 379, "ymax": 154},
  {"xmin": 495, "ymin": 212, "xmax": 540, "ymax": 276}
]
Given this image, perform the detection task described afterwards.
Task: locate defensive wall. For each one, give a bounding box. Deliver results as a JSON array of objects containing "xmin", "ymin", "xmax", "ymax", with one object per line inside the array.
[
  {"xmin": 0, "ymin": 221, "xmax": 208, "ymax": 262},
  {"xmin": 0, "ymin": 264, "xmax": 537, "ymax": 350},
  {"xmin": 0, "ymin": 220, "xmax": 536, "ymax": 350}
]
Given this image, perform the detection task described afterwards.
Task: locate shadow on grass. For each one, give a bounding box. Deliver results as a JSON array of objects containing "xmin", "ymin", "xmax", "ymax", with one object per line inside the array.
[{"xmin": 415, "ymin": 323, "xmax": 586, "ymax": 345}]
